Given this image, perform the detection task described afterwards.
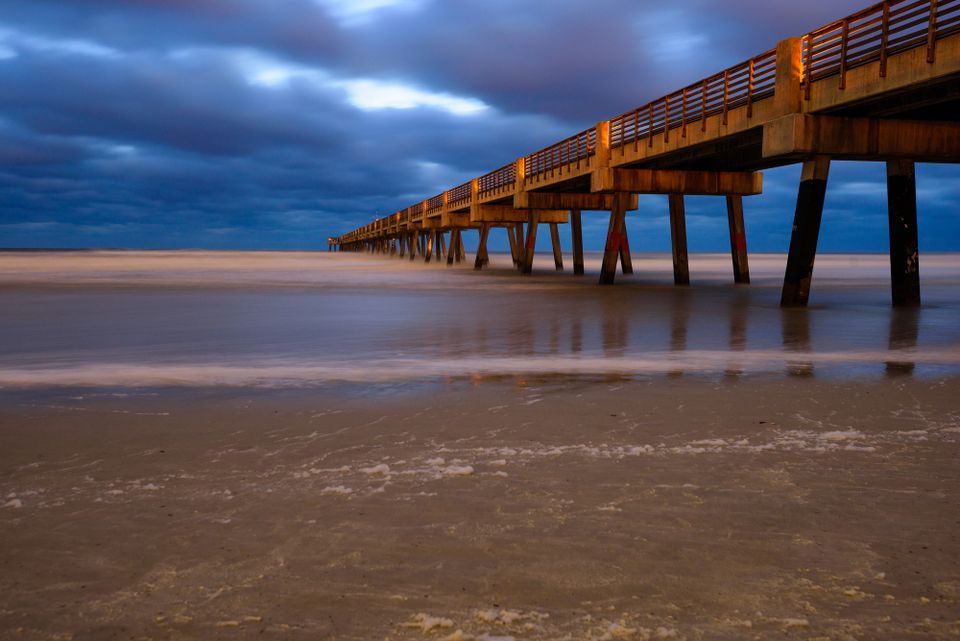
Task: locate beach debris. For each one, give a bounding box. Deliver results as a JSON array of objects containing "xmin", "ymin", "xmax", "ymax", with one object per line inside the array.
[
  {"xmin": 444, "ymin": 465, "xmax": 474, "ymax": 477},
  {"xmin": 321, "ymin": 485, "xmax": 353, "ymax": 496},
  {"xmin": 360, "ymin": 463, "xmax": 391, "ymax": 476},
  {"xmin": 403, "ymin": 613, "xmax": 455, "ymax": 633}
]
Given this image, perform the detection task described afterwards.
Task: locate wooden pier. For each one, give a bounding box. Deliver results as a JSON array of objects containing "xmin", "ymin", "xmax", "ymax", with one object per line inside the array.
[{"xmin": 333, "ymin": 0, "xmax": 960, "ymax": 307}]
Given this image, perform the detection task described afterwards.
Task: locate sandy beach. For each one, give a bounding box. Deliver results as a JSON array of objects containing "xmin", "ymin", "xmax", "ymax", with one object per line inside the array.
[
  {"xmin": 2, "ymin": 377, "xmax": 959, "ymax": 640},
  {"xmin": 1, "ymin": 250, "xmax": 959, "ymax": 640}
]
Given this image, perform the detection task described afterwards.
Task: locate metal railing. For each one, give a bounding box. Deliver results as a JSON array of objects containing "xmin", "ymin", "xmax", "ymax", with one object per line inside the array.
[
  {"xmin": 426, "ymin": 193, "xmax": 445, "ymax": 212},
  {"xmin": 524, "ymin": 127, "xmax": 597, "ymax": 179},
  {"xmin": 803, "ymin": 0, "xmax": 959, "ymax": 95},
  {"xmin": 447, "ymin": 181, "xmax": 473, "ymax": 206},
  {"xmin": 610, "ymin": 48, "xmax": 776, "ymax": 150},
  {"xmin": 478, "ymin": 162, "xmax": 517, "ymax": 194}
]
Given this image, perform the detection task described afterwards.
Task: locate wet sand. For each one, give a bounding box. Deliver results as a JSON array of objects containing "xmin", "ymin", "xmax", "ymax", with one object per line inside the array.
[{"xmin": 2, "ymin": 377, "xmax": 959, "ymax": 640}]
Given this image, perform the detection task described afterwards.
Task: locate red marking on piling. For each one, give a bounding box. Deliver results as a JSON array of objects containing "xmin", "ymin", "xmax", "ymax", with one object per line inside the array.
[
  {"xmin": 605, "ymin": 232, "xmax": 621, "ymax": 252},
  {"xmin": 735, "ymin": 232, "xmax": 747, "ymax": 252}
]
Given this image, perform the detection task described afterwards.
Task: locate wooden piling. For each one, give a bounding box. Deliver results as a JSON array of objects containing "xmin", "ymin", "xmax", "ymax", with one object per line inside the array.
[
  {"xmin": 599, "ymin": 193, "xmax": 628, "ymax": 285},
  {"xmin": 549, "ymin": 223, "xmax": 564, "ymax": 271},
  {"xmin": 619, "ymin": 227, "xmax": 633, "ymax": 275},
  {"xmin": 886, "ymin": 159, "xmax": 921, "ymax": 307},
  {"xmin": 668, "ymin": 194, "xmax": 690, "ymax": 285},
  {"xmin": 506, "ymin": 225, "xmax": 519, "ymax": 267},
  {"xmin": 570, "ymin": 209, "xmax": 584, "ymax": 275},
  {"xmin": 446, "ymin": 229, "xmax": 458, "ymax": 265},
  {"xmin": 726, "ymin": 195, "xmax": 750, "ymax": 283},
  {"xmin": 521, "ymin": 213, "xmax": 540, "ymax": 275},
  {"xmin": 475, "ymin": 224, "xmax": 490, "ymax": 270},
  {"xmin": 781, "ymin": 156, "xmax": 831, "ymax": 307},
  {"xmin": 425, "ymin": 232, "xmax": 434, "ymax": 263},
  {"xmin": 515, "ymin": 223, "xmax": 526, "ymax": 270}
]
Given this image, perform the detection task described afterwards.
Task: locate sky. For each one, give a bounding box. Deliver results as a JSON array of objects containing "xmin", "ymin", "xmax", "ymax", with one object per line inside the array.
[{"xmin": 0, "ymin": 0, "xmax": 957, "ymax": 252}]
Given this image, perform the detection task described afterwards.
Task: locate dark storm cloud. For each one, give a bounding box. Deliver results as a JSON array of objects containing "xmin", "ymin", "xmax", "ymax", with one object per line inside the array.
[{"xmin": 0, "ymin": 0, "xmax": 955, "ymax": 250}]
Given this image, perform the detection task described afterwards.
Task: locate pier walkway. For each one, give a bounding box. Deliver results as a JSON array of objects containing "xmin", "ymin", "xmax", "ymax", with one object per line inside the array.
[{"xmin": 331, "ymin": 0, "xmax": 960, "ymax": 307}]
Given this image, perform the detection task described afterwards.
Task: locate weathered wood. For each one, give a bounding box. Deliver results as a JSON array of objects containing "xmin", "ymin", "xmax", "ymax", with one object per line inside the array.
[
  {"xmin": 549, "ymin": 223, "xmax": 564, "ymax": 271},
  {"xmin": 592, "ymin": 168, "xmax": 762, "ymax": 195},
  {"xmin": 514, "ymin": 223, "xmax": 526, "ymax": 269},
  {"xmin": 435, "ymin": 232, "xmax": 443, "ymax": 260},
  {"xmin": 570, "ymin": 210, "xmax": 584, "ymax": 275},
  {"xmin": 475, "ymin": 224, "xmax": 490, "ymax": 270},
  {"xmin": 781, "ymin": 157, "xmax": 831, "ymax": 307},
  {"xmin": 457, "ymin": 231, "xmax": 466, "ymax": 262},
  {"xmin": 424, "ymin": 232, "xmax": 434, "ymax": 263},
  {"xmin": 887, "ymin": 159, "xmax": 921, "ymax": 307},
  {"xmin": 619, "ymin": 224, "xmax": 633, "ymax": 275},
  {"xmin": 514, "ymin": 192, "xmax": 638, "ymax": 211},
  {"xmin": 668, "ymin": 194, "xmax": 690, "ymax": 285},
  {"xmin": 471, "ymin": 205, "xmax": 568, "ymax": 224},
  {"xmin": 763, "ymin": 115, "xmax": 960, "ymax": 161},
  {"xmin": 506, "ymin": 224, "xmax": 520, "ymax": 266},
  {"xmin": 446, "ymin": 228, "xmax": 459, "ymax": 265},
  {"xmin": 726, "ymin": 195, "xmax": 750, "ymax": 283},
  {"xmin": 599, "ymin": 193, "xmax": 628, "ymax": 285},
  {"xmin": 521, "ymin": 213, "xmax": 540, "ymax": 275}
]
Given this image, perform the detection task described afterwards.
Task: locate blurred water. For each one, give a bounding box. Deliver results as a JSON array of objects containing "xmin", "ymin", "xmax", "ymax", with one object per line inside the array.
[{"xmin": 1, "ymin": 250, "xmax": 959, "ymax": 385}]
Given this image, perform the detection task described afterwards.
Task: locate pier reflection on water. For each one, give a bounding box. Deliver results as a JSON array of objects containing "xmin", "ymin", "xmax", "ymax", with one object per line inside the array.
[{"xmin": 0, "ymin": 251, "xmax": 957, "ymax": 386}]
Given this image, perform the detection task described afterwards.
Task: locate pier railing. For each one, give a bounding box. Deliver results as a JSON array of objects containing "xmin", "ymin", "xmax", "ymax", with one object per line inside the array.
[
  {"xmin": 609, "ymin": 48, "xmax": 777, "ymax": 149},
  {"xmin": 804, "ymin": 0, "xmax": 959, "ymax": 95},
  {"xmin": 478, "ymin": 162, "xmax": 517, "ymax": 195},
  {"xmin": 335, "ymin": 0, "xmax": 956, "ymax": 245},
  {"xmin": 524, "ymin": 127, "xmax": 597, "ymax": 179}
]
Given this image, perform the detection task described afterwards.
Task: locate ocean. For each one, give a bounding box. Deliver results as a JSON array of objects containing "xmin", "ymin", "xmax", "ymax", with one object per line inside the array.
[{"xmin": 1, "ymin": 249, "xmax": 959, "ymax": 387}]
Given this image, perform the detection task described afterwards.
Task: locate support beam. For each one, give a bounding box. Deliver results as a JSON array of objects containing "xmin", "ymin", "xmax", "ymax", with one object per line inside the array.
[
  {"xmin": 593, "ymin": 168, "xmax": 762, "ymax": 195},
  {"xmin": 521, "ymin": 213, "xmax": 540, "ymax": 275},
  {"xmin": 887, "ymin": 160, "xmax": 921, "ymax": 307},
  {"xmin": 668, "ymin": 194, "xmax": 690, "ymax": 285},
  {"xmin": 570, "ymin": 210, "xmax": 584, "ymax": 276},
  {"xmin": 475, "ymin": 224, "xmax": 490, "ymax": 270},
  {"xmin": 619, "ymin": 227, "xmax": 633, "ymax": 275},
  {"xmin": 763, "ymin": 114, "xmax": 960, "ymax": 162},
  {"xmin": 514, "ymin": 192, "xmax": 638, "ymax": 211},
  {"xmin": 425, "ymin": 232, "xmax": 434, "ymax": 263},
  {"xmin": 726, "ymin": 195, "xmax": 750, "ymax": 284},
  {"xmin": 781, "ymin": 157, "xmax": 831, "ymax": 307},
  {"xmin": 599, "ymin": 193, "xmax": 628, "ymax": 285},
  {"xmin": 446, "ymin": 228, "xmax": 459, "ymax": 265},
  {"xmin": 506, "ymin": 225, "xmax": 520, "ymax": 267},
  {"xmin": 514, "ymin": 223, "xmax": 526, "ymax": 270},
  {"xmin": 438, "ymin": 231, "xmax": 447, "ymax": 259},
  {"xmin": 549, "ymin": 223, "xmax": 564, "ymax": 271}
]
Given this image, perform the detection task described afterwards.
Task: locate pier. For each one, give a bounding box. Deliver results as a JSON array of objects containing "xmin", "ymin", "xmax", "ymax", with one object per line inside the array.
[{"xmin": 333, "ymin": 0, "xmax": 960, "ymax": 307}]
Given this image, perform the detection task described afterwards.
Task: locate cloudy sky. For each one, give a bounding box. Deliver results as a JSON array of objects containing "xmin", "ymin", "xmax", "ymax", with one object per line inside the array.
[{"xmin": 1, "ymin": 0, "xmax": 957, "ymax": 252}]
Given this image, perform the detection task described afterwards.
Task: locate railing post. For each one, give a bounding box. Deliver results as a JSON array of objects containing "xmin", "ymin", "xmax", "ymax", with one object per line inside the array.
[
  {"xmin": 774, "ymin": 37, "xmax": 804, "ymax": 114},
  {"xmin": 515, "ymin": 157, "xmax": 526, "ymax": 194},
  {"xmin": 839, "ymin": 18, "xmax": 850, "ymax": 89},
  {"xmin": 927, "ymin": 0, "xmax": 939, "ymax": 63},
  {"xmin": 722, "ymin": 71, "xmax": 729, "ymax": 125},
  {"xmin": 880, "ymin": 1, "xmax": 890, "ymax": 77},
  {"xmin": 747, "ymin": 58, "xmax": 755, "ymax": 118},
  {"xmin": 665, "ymin": 94, "xmax": 671, "ymax": 142}
]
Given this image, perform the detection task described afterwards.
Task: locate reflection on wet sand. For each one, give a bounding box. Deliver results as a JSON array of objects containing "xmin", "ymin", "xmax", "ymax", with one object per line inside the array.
[
  {"xmin": 1, "ymin": 251, "xmax": 958, "ymax": 385},
  {"xmin": 781, "ymin": 309, "xmax": 814, "ymax": 378},
  {"xmin": 886, "ymin": 308, "xmax": 919, "ymax": 377}
]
